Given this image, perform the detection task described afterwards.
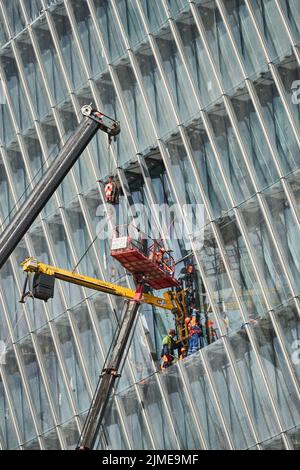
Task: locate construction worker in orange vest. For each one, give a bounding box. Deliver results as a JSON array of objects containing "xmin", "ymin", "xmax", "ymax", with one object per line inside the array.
[
  {"xmin": 185, "ymin": 314, "xmax": 202, "ymax": 356},
  {"xmin": 179, "ymin": 346, "xmax": 187, "ymax": 360},
  {"xmin": 104, "ymin": 176, "xmax": 116, "ymax": 203},
  {"xmin": 97, "ymin": 176, "xmax": 119, "ymax": 204}
]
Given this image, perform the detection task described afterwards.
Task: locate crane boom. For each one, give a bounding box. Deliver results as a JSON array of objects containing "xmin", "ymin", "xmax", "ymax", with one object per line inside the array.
[
  {"xmin": 21, "ymin": 257, "xmax": 175, "ymax": 310},
  {"xmin": 79, "ymin": 298, "xmax": 141, "ymax": 450},
  {"xmin": 0, "ymin": 105, "xmax": 120, "ymax": 270}
]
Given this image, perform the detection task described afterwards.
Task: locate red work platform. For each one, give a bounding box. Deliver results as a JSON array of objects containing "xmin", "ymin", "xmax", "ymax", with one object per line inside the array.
[{"xmin": 111, "ymin": 236, "xmax": 179, "ymax": 290}]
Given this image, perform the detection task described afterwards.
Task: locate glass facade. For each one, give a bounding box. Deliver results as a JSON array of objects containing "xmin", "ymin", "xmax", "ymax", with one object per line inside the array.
[{"xmin": 0, "ymin": 0, "xmax": 299, "ymax": 450}]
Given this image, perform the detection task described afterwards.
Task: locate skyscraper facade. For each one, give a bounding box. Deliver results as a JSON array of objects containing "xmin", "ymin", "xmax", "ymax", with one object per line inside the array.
[{"xmin": 0, "ymin": 0, "xmax": 300, "ymax": 450}]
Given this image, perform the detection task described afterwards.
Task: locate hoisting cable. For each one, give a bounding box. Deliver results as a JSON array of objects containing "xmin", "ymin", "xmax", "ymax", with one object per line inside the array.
[{"xmin": 72, "ymin": 233, "xmax": 100, "ymax": 274}]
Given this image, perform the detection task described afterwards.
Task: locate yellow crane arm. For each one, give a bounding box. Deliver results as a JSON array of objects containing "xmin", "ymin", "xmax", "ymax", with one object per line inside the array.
[{"xmin": 21, "ymin": 257, "xmax": 175, "ymax": 310}]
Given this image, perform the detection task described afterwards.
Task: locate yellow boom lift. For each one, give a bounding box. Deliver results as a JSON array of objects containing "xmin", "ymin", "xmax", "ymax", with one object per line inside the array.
[{"xmin": 20, "ymin": 240, "xmax": 189, "ymax": 450}]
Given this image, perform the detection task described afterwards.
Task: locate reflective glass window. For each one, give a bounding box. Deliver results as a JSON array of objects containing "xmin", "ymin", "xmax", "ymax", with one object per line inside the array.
[
  {"xmin": 223, "ymin": 0, "xmax": 267, "ymax": 78},
  {"xmin": 250, "ymin": 0, "xmax": 292, "ymax": 60}
]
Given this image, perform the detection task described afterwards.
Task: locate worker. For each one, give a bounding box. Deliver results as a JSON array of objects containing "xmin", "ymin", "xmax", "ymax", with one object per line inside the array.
[
  {"xmin": 156, "ymin": 246, "xmax": 165, "ymax": 266},
  {"xmin": 104, "ymin": 176, "xmax": 116, "ymax": 203},
  {"xmin": 160, "ymin": 329, "xmax": 177, "ymax": 369},
  {"xmin": 179, "ymin": 346, "xmax": 187, "ymax": 360},
  {"xmin": 207, "ymin": 318, "xmax": 218, "ymax": 344},
  {"xmin": 186, "ymin": 314, "xmax": 202, "ymax": 356}
]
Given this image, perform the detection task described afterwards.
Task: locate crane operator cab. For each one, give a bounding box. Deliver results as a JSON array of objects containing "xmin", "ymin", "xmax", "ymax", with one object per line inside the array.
[{"xmin": 110, "ymin": 225, "xmax": 179, "ymax": 290}]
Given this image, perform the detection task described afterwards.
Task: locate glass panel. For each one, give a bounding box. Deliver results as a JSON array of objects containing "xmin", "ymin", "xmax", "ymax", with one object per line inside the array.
[
  {"xmin": 137, "ymin": 374, "xmax": 177, "ymax": 449},
  {"xmin": 47, "ymin": 214, "xmax": 85, "ymax": 307},
  {"xmin": 196, "ymin": 223, "xmax": 244, "ymax": 333},
  {"xmin": 36, "ymin": 325, "xmax": 73, "ymax": 424},
  {"xmin": 64, "ymin": 204, "xmax": 100, "ymax": 279},
  {"xmin": 51, "ymin": 8, "xmax": 86, "ymax": 91},
  {"xmin": 0, "ymin": 45, "xmax": 33, "ymax": 133},
  {"xmin": 19, "ymin": 339, "xmax": 55, "ymax": 433},
  {"xmin": 183, "ymin": 353, "xmax": 232, "ymax": 449},
  {"xmin": 160, "ymin": 362, "xmax": 204, "ymax": 449},
  {"xmin": 135, "ymin": 44, "xmax": 176, "ymax": 137},
  {"xmin": 116, "ymin": 62, "xmax": 157, "ymax": 150},
  {"xmin": 187, "ymin": 120, "xmax": 232, "ymax": 218},
  {"xmin": 0, "ymin": 259, "xmax": 28, "ymax": 341},
  {"xmin": 2, "ymin": 1, "xmax": 25, "ymax": 37},
  {"xmin": 155, "ymin": 25, "xmax": 199, "ymax": 121},
  {"xmin": 254, "ymin": 72, "xmax": 300, "ymax": 175},
  {"xmin": 219, "ymin": 213, "xmax": 268, "ymax": 320},
  {"xmin": 55, "ymin": 317, "xmax": 90, "ymax": 413},
  {"xmin": 251, "ymin": 0, "xmax": 292, "ymax": 60},
  {"xmin": 43, "ymin": 427, "xmax": 61, "ymax": 450},
  {"xmin": 263, "ymin": 182, "xmax": 300, "ymax": 294},
  {"xmin": 94, "ymin": 71, "xmax": 135, "ymax": 166},
  {"xmin": 4, "ymin": 348, "xmax": 37, "ymax": 443},
  {"xmin": 63, "ymin": 418, "xmax": 79, "ymax": 450},
  {"xmin": 71, "ymin": 302, "xmax": 103, "ymax": 388},
  {"xmin": 0, "ymin": 99, "xmax": 16, "ymax": 148},
  {"xmin": 93, "ymin": 0, "xmax": 126, "ymax": 62},
  {"xmin": 275, "ymin": 301, "xmax": 300, "ymax": 383},
  {"xmin": 22, "ymin": 0, "xmax": 43, "ymax": 23},
  {"xmin": 205, "ymin": 341, "xmax": 257, "ymax": 449},
  {"xmin": 127, "ymin": 321, "xmax": 156, "ymax": 383},
  {"xmin": 115, "ymin": 0, "xmax": 147, "ymax": 48},
  {"xmin": 0, "ymin": 376, "xmax": 19, "ymax": 449},
  {"xmin": 15, "ymin": 31, "xmax": 50, "ymax": 120},
  {"xmin": 287, "ymin": 426, "xmax": 300, "ymax": 450},
  {"xmin": 231, "ymin": 88, "xmax": 280, "ymax": 188},
  {"xmin": 240, "ymin": 196, "xmax": 292, "ymax": 307},
  {"xmin": 139, "ymin": 0, "xmax": 167, "ymax": 32},
  {"xmin": 199, "ymin": 0, "xmax": 244, "ymax": 92},
  {"xmin": 33, "ymin": 19, "xmax": 68, "ymax": 105},
  {"xmin": 277, "ymin": 53, "xmax": 300, "ymax": 140},
  {"xmin": 23, "ymin": 438, "xmax": 40, "ymax": 449},
  {"xmin": 69, "ymin": 0, "xmax": 105, "ymax": 77},
  {"xmin": 167, "ymin": 0, "xmax": 189, "ymax": 16},
  {"xmin": 223, "ymin": 0, "xmax": 267, "ymax": 78},
  {"xmin": 117, "ymin": 386, "xmax": 153, "ymax": 449},
  {"xmin": 165, "ymin": 134, "xmax": 205, "ymax": 208},
  {"xmin": 176, "ymin": 12, "xmax": 221, "ymax": 108},
  {"xmin": 261, "ymin": 434, "xmax": 286, "ymax": 449},
  {"xmin": 209, "ymin": 104, "xmax": 255, "ymax": 205},
  {"xmin": 251, "ymin": 316, "xmax": 300, "ymax": 430},
  {"xmin": 229, "ymin": 328, "xmax": 281, "ymax": 441},
  {"xmin": 90, "ymin": 292, "xmax": 118, "ymax": 354},
  {"xmin": 0, "ymin": 9, "xmax": 8, "ymax": 48},
  {"xmin": 99, "ymin": 397, "xmax": 128, "ymax": 449},
  {"xmin": 279, "ymin": 0, "xmax": 300, "ymax": 43}
]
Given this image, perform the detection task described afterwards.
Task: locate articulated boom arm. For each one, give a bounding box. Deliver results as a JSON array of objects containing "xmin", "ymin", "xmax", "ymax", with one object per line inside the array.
[
  {"xmin": 21, "ymin": 258, "xmax": 187, "ymax": 449},
  {"xmin": 21, "ymin": 257, "xmax": 175, "ymax": 310}
]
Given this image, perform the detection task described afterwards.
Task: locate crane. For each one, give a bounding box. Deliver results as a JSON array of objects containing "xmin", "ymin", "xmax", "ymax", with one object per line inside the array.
[
  {"xmin": 0, "ymin": 104, "xmax": 120, "ymax": 270},
  {"xmin": 20, "ymin": 233, "xmax": 189, "ymax": 450},
  {"xmin": 1, "ymin": 99, "xmax": 189, "ymax": 449}
]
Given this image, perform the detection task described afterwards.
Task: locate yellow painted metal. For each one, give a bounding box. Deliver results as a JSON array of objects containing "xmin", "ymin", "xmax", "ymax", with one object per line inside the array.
[{"xmin": 21, "ymin": 257, "xmax": 175, "ymax": 310}]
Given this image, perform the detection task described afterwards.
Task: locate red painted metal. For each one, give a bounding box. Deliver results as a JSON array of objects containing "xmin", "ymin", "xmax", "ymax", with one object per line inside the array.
[{"xmin": 110, "ymin": 227, "xmax": 179, "ymax": 290}]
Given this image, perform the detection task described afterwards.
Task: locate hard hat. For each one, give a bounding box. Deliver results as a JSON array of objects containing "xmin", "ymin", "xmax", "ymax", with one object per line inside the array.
[
  {"xmin": 168, "ymin": 329, "xmax": 176, "ymax": 336},
  {"xmin": 184, "ymin": 317, "xmax": 191, "ymax": 325}
]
